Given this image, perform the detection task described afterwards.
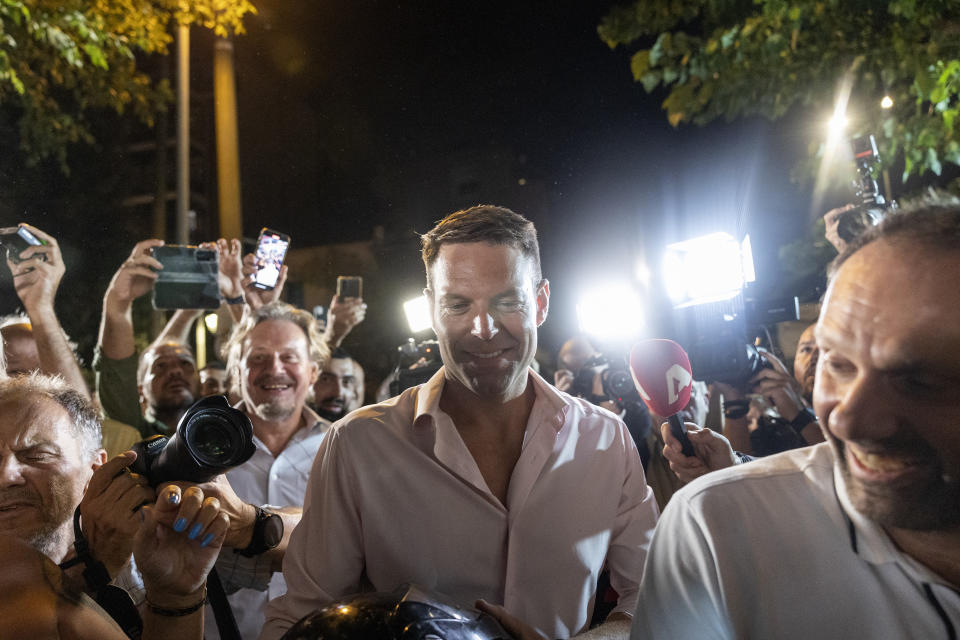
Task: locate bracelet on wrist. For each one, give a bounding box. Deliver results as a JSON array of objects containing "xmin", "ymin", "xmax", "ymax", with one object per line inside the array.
[
  {"xmin": 145, "ymin": 587, "xmax": 207, "ymax": 617},
  {"xmin": 223, "ymin": 295, "xmax": 244, "ymax": 305}
]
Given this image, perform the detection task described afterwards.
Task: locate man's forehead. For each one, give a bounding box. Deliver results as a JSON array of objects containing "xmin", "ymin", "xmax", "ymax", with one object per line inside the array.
[
  {"xmin": 818, "ymin": 240, "xmax": 960, "ymax": 353},
  {"xmin": 244, "ymin": 319, "xmax": 309, "ymax": 353},
  {"xmin": 323, "ymin": 358, "xmax": 354, "ymax": 376},
  {"xmin": 432, "ymin": 242, "xmax": 536, "ymax": 287},
  {"xmin": 0, "ymin": 396, "xmax": 73, "ymax": 447},
  {"xmin": 148, "ymin": 343, "xmax": 195, "ymax": 364}
]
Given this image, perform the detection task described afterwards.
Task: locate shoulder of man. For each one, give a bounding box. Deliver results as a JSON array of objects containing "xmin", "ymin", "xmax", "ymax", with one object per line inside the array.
[{"xmin": 671, "ymin": 442, "xmax": 837, "ymax": 511}]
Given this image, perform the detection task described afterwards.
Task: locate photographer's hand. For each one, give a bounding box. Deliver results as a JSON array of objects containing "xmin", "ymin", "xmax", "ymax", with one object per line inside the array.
[
  {"xmin": 80, "ymin": 451, "xmax": 156, "ymax": 576},
  {"xmin": 159, "ymin": 474, "xmax": 256, "ymax": 549},
  {"xmin": 823, "ymin": 204, "xmax": 856, "ymax": 253},
  {"xmin": 135, "ymin": 485, "xmax": 228, "ymax": 624},
  {"xmin": 324, "ymin": 295, "xmax": 367, "ymax": 348}
]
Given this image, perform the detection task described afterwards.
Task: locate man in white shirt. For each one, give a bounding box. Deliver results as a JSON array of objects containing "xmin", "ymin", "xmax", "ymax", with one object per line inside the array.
[
  {"xmin": 634, "ymin": 198, "xmax": 960, "ymax": 639},
  {"xmin": 262, "ymin": 205, "xmax": 658, "ymax": 640},
  {"xmin": 202, "ymin": 301, "xmax": 331, "ymax": 638}
]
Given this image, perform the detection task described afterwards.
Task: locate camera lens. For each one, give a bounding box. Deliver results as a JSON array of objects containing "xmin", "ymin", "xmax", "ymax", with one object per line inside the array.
[
  {"xmin": 606, "ymin": 370, "xmax": 634, "ymax": 398},
  {"xmin": 189, "ymin": 419, "xmax": 236, "ymax": 464}
]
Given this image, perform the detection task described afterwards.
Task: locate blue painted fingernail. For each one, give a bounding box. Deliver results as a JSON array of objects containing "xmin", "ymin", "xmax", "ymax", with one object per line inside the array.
[
  {"xmin": 168, "ymin": 491, "xmax": 181, "ymax": 505},
  {"xmin": 200, "ymin": 533, "xmax": 215, "ymax": 548},
  {"xmin": 173, "ymin": 517, "xmax": 187, "ymax": 532},
  {"xmin": 188, "ymin": 523, "xmax": 202, "ymax": 540}
]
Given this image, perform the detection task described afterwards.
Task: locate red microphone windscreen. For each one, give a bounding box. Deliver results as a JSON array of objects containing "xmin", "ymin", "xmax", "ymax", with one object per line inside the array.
[{"xmin": 629, "ymin": 339, "xmax": 694, "ymax": 417}]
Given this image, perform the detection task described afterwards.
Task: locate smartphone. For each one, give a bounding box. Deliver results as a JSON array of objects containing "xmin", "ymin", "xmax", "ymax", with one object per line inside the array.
[
  {"xmin": 152, "ymin": 245, "xmax": 220, "ymax": 309},
  {"xmin": 337, "ymin": 276, "xmax": 363, "ymax": 299},
  {"xmin": 0, "ymin": 225, "xmax": 45, "ymax": 264},
  {"xmin": 312, "ymin": 305, "xmax": 328, "ymax": 332},
  {"xmin": 253, "ymin": 228, "xmax": 291, "ymax": 290}
]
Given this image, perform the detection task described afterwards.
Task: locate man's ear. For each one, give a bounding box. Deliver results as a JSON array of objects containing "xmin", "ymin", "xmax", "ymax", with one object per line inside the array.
[
  {"xmin": 85, "ymin": 448, "xmax": 108, "ymax": 492},
  {"xmin": 309, "ymin": 360, "xmax": 320, "ymax": 386},
  {"xmin": 535, "ymin": 279, "xmax": 550, "ymax": 326}
]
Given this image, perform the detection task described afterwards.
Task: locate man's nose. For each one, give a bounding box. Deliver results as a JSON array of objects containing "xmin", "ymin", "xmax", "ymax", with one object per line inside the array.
[
  {"xmin": 471, "ymin": 311, "xmax": 499, "ymax": 341},
  {"xmin": 826, "ymin": 373, "xmax": 898, "ymax": 442},
  {"xmin": 0, "ymin": 455, "xmax": 27, "ymax": 487}
]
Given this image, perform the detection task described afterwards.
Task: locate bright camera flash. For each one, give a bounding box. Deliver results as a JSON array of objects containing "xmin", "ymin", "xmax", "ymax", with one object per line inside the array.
[
  {"xmin": 664, "ymin": 231, "xmax": 746, "ymax": 305},
  {"xmin": 576, "ymin": 282, "xmax": 645, "ymax": 340},
  {"xmin": 403, "ymin": 295, "xmax": 433, "ymax": 333},
  {"xmin": 880, "ymin": 95, "xmax": 893, "ymax": 109}
]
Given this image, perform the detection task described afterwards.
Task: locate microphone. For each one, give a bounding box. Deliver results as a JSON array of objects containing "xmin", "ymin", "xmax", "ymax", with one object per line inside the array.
[{"xmin": 629, "ymin": 339, "xmax": 696, "ymax": 457}]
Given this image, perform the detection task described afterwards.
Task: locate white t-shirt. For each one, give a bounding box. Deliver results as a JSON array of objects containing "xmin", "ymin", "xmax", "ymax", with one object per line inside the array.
[{"xmin": 633, "ymin": 443, "xmax": 960, "ymax": 640}]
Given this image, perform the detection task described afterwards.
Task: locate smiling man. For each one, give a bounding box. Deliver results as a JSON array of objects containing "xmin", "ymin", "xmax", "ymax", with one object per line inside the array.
[
  {"xmin": 262, "ymin": 205, "xmax": 657, "ymax": 640},
  {"xmin": 310, "ymin": 348, "xmax": 359, "ymax": 422},
  {"xmin": 632, "ymin": 198, "xmax": 960, "ymax": 640}
]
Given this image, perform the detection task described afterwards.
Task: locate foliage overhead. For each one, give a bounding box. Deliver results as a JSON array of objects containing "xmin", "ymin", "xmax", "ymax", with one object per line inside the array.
[
  {"xmin": 0, "ymin": 0, "xmax": 256, "ymax": 168},
  {"xmin": 598, "ymin": 0, "xmax": 960, "ymax": 183}
]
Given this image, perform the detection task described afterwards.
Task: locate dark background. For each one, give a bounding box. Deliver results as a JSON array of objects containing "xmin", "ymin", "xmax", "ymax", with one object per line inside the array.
[{"xmin": 0, "ymin": 0, "xmax": 829, "ymax": 385}]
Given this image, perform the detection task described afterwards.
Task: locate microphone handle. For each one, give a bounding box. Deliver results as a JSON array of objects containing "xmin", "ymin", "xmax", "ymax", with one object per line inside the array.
[{"xmin": 668, "ymin": 413, "xmax": 696, "ymax": 457}]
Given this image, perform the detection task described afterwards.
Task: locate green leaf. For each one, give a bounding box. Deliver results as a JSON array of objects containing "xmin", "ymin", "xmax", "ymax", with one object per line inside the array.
[{"xmin": 927, "ymin": 147, "xmax": 942, "ymax": 175}]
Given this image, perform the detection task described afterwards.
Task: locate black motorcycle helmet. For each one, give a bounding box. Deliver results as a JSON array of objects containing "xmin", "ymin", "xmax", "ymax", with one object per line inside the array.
[{"xmin": 280, "ymin": 584, "xmax": 512, "ymax": 640}]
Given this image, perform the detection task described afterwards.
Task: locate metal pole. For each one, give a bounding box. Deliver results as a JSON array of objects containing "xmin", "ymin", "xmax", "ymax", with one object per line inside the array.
[
  {"xmin": 175, "ymin": 24, "xmax": 190, "ymax": 244},
  {"xmin": 214, "ymin": 37, "xmax": 243, "ymax": 239}
]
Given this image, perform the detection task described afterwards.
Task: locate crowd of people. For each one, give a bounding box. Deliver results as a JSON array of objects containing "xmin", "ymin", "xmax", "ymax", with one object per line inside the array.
[{"xmin": 0, "ymin": 198, "xmax": 957, "ymax": 639}]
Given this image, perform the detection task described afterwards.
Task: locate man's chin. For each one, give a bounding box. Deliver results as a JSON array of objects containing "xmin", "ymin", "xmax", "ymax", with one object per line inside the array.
[{"xmin": 252, "ymin": 400, "xmax": 296, "ymax": 422}]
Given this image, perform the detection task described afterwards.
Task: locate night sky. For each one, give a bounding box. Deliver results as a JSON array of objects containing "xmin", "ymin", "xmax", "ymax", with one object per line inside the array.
[
  {"xmin": 1, "ymin": 0, "xmax": 833, "ymax": 375},
  {"xmin": 229, "ymin": 0, "xmax": 818, "ymax": 349}
]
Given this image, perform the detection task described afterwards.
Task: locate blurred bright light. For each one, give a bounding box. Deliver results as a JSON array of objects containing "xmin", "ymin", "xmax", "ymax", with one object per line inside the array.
[
  {"xmin": 664, "ymin": 231, "xmax": 750, "ymax": 305},
  {"xmin": 827, "ymin": 112, "xmax": 847, "ymax": 140},
  {"xmin": 741, "ymin": 234, "xmax": 756, "ymax": 284},
  {"xmin": 403, "ymin": 295, "xmax": 433, "ymax": 333},
  {"xmin": 203, "ymin": 313, "xmax": 218, "ymax": 334},
  {"xmin": 576, "ymin": 281, "xmax": 645, "ymax": 340},
  {"xmin": 634, "ymin": 258, "xmax": 652, "ymax": 289},
  {"xmin": 880, "ymin": 95, "xmax": 894, "ymax": 109}
]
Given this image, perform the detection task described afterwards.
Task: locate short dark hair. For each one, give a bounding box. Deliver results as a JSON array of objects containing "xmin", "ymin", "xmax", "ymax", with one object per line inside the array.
[
  {"xmin": 201, "ymin": 361, "xmax": 226, "ymax": 372},
  {"xmin": 830, "ymin": 193, "xmax": 960, "ymax": 277},
  {"xmin": 330, "ymin": 347, "xmax": 352, "ymax": 360},
  {"xmin": 421, "ymin": 205, "xmax": 542, "ymax": 289}
]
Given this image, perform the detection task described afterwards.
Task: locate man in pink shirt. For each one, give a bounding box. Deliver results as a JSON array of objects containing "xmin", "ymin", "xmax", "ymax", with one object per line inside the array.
[{"xmin": 261, "ymin": 205, "xmax": 658, "ymax": 639}]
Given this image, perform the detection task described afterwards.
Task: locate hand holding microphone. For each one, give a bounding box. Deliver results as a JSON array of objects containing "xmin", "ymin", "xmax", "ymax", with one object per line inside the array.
[{"xmin": 629, "ymin": 339, "xmax": 696, "ymax": 457}]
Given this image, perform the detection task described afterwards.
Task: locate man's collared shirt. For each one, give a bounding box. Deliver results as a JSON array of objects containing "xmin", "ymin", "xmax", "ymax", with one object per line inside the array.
[
  {"xmin": 261, "ymin": 367, "xmax": 658, "ymax": 640},
  {"xmin": 205, "ymin": 403, "xmax": 331, "ymax": 640},
  {"xmin": 632, "ymin": 442, "xmax": 960, "ymax": 639}
]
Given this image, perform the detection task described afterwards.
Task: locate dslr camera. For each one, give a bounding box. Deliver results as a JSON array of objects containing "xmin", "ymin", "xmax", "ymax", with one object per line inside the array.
[
  {"xmin": 130, "ymin": 395, "xmax": 256, "ymax": 485},
  {"xmin": 835, "ymin": 134, "xmax": 897, "ymax": 243},
  {"xmin": 674, "ymin": 288, "xmax": 799, "ymax": 385}
]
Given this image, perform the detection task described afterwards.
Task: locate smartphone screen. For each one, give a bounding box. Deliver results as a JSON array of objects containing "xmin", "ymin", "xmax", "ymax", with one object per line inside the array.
[
  {"xmin": 254, "ymin": 228, "xmax": 291, "ymax": 290},
  {"xmin": 337, "ymin": 276, "xmax": 362, "ymax": 299}
]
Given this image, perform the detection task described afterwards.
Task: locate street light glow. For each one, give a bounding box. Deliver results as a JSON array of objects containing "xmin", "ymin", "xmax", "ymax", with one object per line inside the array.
[{"xmin": 880, "ymin": 95, "xmax": 893, "ymax": 109}]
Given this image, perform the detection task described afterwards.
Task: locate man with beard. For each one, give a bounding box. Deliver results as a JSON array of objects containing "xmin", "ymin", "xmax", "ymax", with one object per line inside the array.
[
  {"xmin": 0, "ymin": 373, "xmax": 234, "ymax": 639},
  {"xmin": 95, "ymin": 240, "xmax": 201, "ymax": 437},
  {"xmin": 262, "ymin": 206, "xmax": 657, "ymax": 640},
  {"xmin": 311, "ymin": 348, "xmax": 359, "ymax": 422},
  {"xmin": 208, "ymin": 300, "xmax": 330, "ymax": 638},
  {"xmin": 633, "ymin": 198, "xmax": 960, "ymax": 639}
]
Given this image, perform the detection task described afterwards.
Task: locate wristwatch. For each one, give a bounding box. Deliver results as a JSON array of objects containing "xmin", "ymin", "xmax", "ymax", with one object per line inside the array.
[
  {"xmin": 234, "ymin": 506, "xmax": 283, "ymax": 558},
  {"xmin": 789, "ymin": 407, "xmax": 817, "ymax": 434}
]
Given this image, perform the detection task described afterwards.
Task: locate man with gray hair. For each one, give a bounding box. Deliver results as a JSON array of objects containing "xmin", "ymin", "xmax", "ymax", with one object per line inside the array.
[
  {"xmin": 192, "ymin": 300, "xmax": 330, "ymax": 638},
  {"xmin": 263, "ymin": 206, "xmax": 657, "ymax": 640},
  {"xmin": 634, "ymin": 197, "xmax": 960, "ymax": 639}
]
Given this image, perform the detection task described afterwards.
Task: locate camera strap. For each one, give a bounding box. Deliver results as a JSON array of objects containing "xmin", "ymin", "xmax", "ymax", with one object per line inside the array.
[
  {"xmin": 208, "ymin": 567, "xmax": 242, "ymax": 640},
  {"xmin": 59, "ymin": 505, "xmax": 143, "ymax": 639}
]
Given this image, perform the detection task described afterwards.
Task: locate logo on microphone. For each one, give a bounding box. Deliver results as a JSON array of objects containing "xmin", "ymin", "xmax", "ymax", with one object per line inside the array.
[{"xmin": 666, "ymin": 364, "xmax": 692, "ymax": 404}]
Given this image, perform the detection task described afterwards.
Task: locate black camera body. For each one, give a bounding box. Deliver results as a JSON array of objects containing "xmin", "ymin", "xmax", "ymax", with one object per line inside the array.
[
  {"xmin": 674, "ymin": 290, "xmax": 798, "ymax": 385},
  {"xmin": 836, "ymin": 134, "xmax": 897, "ymax": 243},
  {"xmin": 130, "ymin": 395, "xmax": 256, "ymax": 486},
  {"xmin": 389, "ymin": 339, "xmax": 443, "ymax": 397},
  {"xmin": 572, "ymin": 354, "xmax": 641, "ymax": 406}
]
